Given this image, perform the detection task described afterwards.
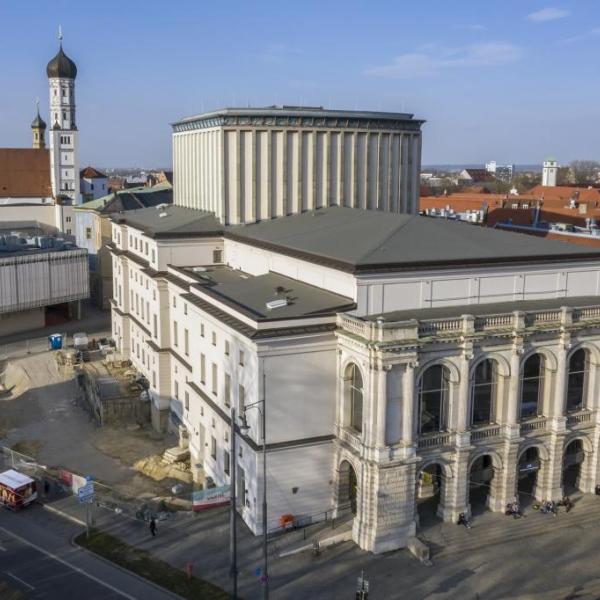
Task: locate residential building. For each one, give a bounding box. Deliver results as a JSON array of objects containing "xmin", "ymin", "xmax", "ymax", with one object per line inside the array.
[
  {"xmin": 80, "ymin": 166, "xmax": 108, "ymax": 202},
  {"xmin": 75, "ymin": 182, "xmax": 172, "ymax": 308},
  {"xmin": 486, "ymin": 161, "xmax": 514, "ymax": 182}
]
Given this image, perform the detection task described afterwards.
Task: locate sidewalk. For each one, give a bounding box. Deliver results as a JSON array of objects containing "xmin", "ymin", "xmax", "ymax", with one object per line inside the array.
[{"xmin": 39, "ymin": 490, "xmax": 354, "ymax": 600}]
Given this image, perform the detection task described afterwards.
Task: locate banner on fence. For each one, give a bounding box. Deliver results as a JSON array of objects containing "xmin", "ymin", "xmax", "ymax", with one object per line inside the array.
[{"xmin": 192, "ymin": 485, "xmax": 231, "ymax": 511}]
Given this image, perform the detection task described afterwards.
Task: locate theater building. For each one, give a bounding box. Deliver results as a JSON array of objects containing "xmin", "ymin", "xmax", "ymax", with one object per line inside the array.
[{"xmin": 110, "ymin": 202, "xmax": 600, "ymax": 551}]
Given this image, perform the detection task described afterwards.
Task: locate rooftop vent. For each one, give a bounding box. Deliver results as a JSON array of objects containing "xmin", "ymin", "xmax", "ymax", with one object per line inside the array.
[
  {"xmin": 192, "ymin": 266, "xmax": 207, "ymax": 272},
  {"xmin": 266, "ymin": 298, "xmax": 289, "ymax": 310},
  {"xmin": 156, "ymin": 203, "xmax": 169, "ymax": 211},
  {"xmin": 158, "ymin": 212, "xmax": 168, "ymax": 218}
]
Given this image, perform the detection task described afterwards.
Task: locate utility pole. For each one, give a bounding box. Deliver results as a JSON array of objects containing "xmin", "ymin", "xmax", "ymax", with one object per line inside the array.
[
  {"xmin": 261, "ymin": 371, "xmax": 268, "ymax": 599},
  {"xmin": 229, "ymin": 406, "xmax": 238, "ymax": 599}
]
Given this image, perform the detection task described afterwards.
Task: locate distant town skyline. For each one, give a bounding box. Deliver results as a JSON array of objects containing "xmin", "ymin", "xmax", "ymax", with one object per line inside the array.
[{"xmin": 1, "ymin": 0, "xmax": 598, "ymax": 167}]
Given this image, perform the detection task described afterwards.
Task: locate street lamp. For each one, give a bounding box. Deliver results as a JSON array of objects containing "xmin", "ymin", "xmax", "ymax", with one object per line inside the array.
[{"xmin": 239, "ymin": 372, "xmax": 268, "ymax": 599}]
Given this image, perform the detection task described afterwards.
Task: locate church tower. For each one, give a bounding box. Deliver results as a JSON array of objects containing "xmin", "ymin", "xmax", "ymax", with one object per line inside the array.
[
  {"xmin": 31, "ymin": 101, "xmax": 46, "ymax": 149},
  {"xmin": 542, "ymin": 157, "xmax": 558, "ymax": 187},
  {"xmin": 47, "ymin": 30, "xmax": 80, "ymax": 204}
]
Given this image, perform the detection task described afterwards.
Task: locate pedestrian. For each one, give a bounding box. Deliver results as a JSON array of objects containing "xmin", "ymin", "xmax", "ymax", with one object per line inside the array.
[{"xmin": 149, "ymin": 517, "xmax": 157, "ymax": 537}]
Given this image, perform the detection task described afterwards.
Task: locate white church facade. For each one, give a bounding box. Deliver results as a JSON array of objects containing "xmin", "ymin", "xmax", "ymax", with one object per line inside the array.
[{"xmin": 0, "ymin": 35, "xmax": 81, "ymax": 234}]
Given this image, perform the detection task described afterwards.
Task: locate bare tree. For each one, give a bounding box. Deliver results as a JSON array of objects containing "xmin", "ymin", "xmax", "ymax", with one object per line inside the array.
[{"xmin": 570, "ymin": 160, "xmax": 600, "ymax": 185}]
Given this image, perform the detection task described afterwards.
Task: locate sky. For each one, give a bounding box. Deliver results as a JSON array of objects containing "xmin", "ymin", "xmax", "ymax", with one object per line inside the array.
[{"xmin": 1, "ymin": 0, "xmax": 599, "ymax": 168}]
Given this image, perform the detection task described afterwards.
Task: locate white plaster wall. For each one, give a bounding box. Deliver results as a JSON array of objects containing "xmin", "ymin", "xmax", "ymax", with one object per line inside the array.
[
  {"xmin": 358, "ymin": 260, "xmax": 600, "ymax": 316},
  {"xmin": 224, "ymin": 239, "xmax": 356, "ymax": 300}
]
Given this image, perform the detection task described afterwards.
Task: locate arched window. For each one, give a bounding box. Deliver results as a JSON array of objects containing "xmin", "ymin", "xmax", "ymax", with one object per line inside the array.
[
  {"xmin": 566, "ymin": 349, "xmax": 587, "ymax": 413},
  {"xmin": 419, "ymin": 365, "xmax": 450, "ymax": 434},
  {"xmin": 471, "ymin": 359, "xmax": 496, "ymax": 426},
  {"xmin": 520, "ymin": 354, "xmax": 544, "ymax": 419},
  {"xmin": 344, "ymin": 363, "xmax": 363, "ymax": 433}
]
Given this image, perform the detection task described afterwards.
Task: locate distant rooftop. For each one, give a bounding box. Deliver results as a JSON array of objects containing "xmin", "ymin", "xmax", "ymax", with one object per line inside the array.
[
  {"xmin": 78, "ymin": 182, "xmax": 173, "ymax": 214},
  {"xmin": 172, "ymin": 105, "xmax": 424, "ymax": 132}
]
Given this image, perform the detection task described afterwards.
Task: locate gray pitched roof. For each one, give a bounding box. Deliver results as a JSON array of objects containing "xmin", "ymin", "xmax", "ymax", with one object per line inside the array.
[
  {"xmin": 111, "ymin": 205, "xmax": 222, "ymax": 238},
  {"xmin": 226, "ymin": 207, "xmax": 600, "ymax": 272}
]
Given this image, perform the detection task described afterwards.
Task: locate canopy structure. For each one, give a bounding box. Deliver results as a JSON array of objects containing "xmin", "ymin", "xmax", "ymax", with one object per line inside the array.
[{"xmin": 0, "ymin": 469, "xmax": 35, "ymax": 490}]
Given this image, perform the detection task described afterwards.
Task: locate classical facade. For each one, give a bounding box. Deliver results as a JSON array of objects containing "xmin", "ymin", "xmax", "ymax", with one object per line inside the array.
[
  {"xmin": 109, "ymin": 203, "xmax": 600, "ymax": 550},
  {"xmin": 172, "ymin": 106, "xmax": 424, "ymax": 223},
  {"xmin": 335, "ymin": 303, "xmax": 600, "ymax": 552}
]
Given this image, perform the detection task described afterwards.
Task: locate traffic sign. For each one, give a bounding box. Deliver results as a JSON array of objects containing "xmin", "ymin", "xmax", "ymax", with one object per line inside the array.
[{"xmin": 78, "ymin": 482, "xmax": 95, "ymax": 503}]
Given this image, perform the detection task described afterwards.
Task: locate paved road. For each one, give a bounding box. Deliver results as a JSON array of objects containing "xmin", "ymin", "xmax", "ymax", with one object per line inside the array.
[{"xmin": 0, "ymin": 505, "xmax": 180, "ymax": 600}]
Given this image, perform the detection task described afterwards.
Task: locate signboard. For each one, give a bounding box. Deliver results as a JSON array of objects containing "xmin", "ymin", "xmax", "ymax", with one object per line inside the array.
[
  {"xmin": 78, "ymin": 481, "xmax": 95, "ymax": 503},
  {"xmin": 192, "ymin": 485, "xmax": 231, "ymax": 511}
]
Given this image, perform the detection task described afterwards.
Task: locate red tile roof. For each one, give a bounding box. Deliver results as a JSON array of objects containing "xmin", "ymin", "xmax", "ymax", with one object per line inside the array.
[
  {"xmin": 0, "ymin": 149, "xmax": 51, "ymax": 198},
  {"xmin": 80, "ymin": 166, "xmax": 107, "ymax": 179}
]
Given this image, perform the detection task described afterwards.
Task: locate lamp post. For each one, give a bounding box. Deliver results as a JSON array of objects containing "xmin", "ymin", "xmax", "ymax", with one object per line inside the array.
[
  {"xmin": 229, "ymin": 406, "xmax": 238, "ymax": 599},
  {"xmin": 239, "ymin": 372, "xmax": 268, "ymax": 599}
]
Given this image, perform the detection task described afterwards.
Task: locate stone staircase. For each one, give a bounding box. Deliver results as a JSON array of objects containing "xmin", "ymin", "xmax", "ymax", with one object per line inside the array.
[{"xmin": 418, "ymin": 494, "xmax": 600, "ymax": 557}]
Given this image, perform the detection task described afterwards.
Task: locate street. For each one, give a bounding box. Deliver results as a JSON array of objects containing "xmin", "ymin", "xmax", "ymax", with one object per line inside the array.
[{"xmin": 0, "ymin": 505, "xmax": 179, "ymax": 600}]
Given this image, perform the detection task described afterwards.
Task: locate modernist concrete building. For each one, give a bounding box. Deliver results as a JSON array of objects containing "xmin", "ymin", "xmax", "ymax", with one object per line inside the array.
[
  {"xmin": 109, "ymin": 204, "xmax": 600, "ymax": 551},
  {"xmin": 0, "ymin": 229, "xmax": 89, "ymax": 336},
  {"xmin": 172, "ymin": 106, "xmax": 424, "ymax": 223}
]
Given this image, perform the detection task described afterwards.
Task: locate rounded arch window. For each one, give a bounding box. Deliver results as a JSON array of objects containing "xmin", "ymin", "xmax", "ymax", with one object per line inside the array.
[
  {"xmin": 566, "ymin": 348, "xmax": 588, "ymax": 413},
  {"xmin": 418, "ymin": 364, "xmax": 450, "ymax": 434},
  {"xmin": 471, "ymin": 359, "xmax": 497, "ymax": 426},
  {"xmin": 520, "ymin": 353, "xmax": 544, "ymax": 419},
  {"xmin": 344, "ymin": 363, "xmax": 363, "ymax": 433}
]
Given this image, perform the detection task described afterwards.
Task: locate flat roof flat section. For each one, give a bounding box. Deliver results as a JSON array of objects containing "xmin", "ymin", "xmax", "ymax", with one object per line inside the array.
[
  {"xmin": 181, "ymin": 265, "xmax": 355, "ymax": 320},
  {"xmin": 174, "ymin": 105, "xmax": 420, "ymax": 125},
  {"xmin": 365, "ymin": 295, "xmax": 600, "ymax": 323},
  {"xmin": 0, "ymin": 469, "xmax": 35, "ymax": 489},
  {"xmin": 111, "ymin": 205, "xmax": 222, "ymax": 238},
  {"xmin": 226, "ymin": 207, "xmax": 600, "ymax": 272}
]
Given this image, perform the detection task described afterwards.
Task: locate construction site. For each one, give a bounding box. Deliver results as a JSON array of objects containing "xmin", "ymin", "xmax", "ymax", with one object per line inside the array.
[{"xmin": 0, "ymin": 332, "xmax": 196, "ymax": 511}]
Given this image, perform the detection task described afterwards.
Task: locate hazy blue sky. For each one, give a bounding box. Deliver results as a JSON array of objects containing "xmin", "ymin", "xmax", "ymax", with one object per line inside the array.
[{"xmin": 1, "ymin": 1, "xmax": 598, "ymax": 167}]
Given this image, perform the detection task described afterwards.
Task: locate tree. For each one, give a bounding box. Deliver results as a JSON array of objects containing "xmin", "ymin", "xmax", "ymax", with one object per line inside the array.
[
  {"xmin": 570, "ymin": 160, "xmax": 600, "ymax": 185},
  {"xmin": 512, "ymin": 172, "xmax": 541, "ymax": 194},
  {"xmin": 557, "ymin": 167, "xmax": 573, "ymax": 186}
]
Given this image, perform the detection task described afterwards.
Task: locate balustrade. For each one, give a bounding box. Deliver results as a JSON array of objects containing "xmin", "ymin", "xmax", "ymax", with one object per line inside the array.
[
  {"xmin": 470, "ymin": 425, "xmax": 501, "ymax": 441},
  {"xmin": 417, "ymin": 432, "xmax": 452, "ymax": 449},
  {"xmin": 520, "ymin": 417, "xmax": 547, "ymax": 433}
]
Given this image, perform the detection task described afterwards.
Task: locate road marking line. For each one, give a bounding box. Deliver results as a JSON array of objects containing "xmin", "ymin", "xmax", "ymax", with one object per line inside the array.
[
  {"xmin": 0, "ymin": 526, "xmax": 137, "ymax": 600},
  {"xmin": 4, "ymin": 571, "xmax": 35, "ymax": 591}
]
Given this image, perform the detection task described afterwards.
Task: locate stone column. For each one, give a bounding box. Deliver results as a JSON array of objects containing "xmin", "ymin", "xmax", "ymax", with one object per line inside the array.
[
  {"xmin": 538, "ymin": 434, "xmax": 565, "ymax": 501},
  {"xmin": 457, "ymin": 351, "xmax": 471, "ymax": 433},
  {"xmin": 401, "ymin": 362, "xmax": 416, "ymax": 456},
  {"xmin": 438, "ymin": 450, "xmax": 470, "ymax": 522},
  {"xmin": 376, "ymin": 366, "xmax": 388, "ymax": 448},
  {"xmin": 353, "ymin": 461, "xmax": 417, "ymax": 553}
]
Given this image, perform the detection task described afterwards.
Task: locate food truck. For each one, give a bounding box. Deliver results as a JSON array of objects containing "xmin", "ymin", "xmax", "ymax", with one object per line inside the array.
[{"xmin": 0, "ymin": 469, "xmax": 38, "ymax": 510}]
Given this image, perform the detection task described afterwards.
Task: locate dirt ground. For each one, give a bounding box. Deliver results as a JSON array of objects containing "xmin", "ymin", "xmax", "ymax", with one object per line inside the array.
[{"xmin": 0, "ymin": 348, "xmax": 179, "ymax": 499}]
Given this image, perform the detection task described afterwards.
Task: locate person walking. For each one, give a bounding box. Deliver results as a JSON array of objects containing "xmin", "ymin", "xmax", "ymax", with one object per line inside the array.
[{"xmin": 149, "ymin": 517, "xmax": 157, "ymax": 537}]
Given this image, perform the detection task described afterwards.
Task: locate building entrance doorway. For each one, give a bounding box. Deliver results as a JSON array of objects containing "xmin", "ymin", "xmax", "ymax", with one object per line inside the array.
[
  {"xmin": 517, "ymin": 447, "xmax": 540, "ymax": 507},
  {"xmin": 338, "ymin": 460, "xmax": 358, "ymax": 515},
  {"xmin": 417, "ymin": 463, "xmax": 443, "ymax": 527},
  {"xmin": 469, "ymin": 455, "xmax": 494, "ymax": 515},
  {"xmin": 563, "ymin": 439, "xmax": 585, "ymax": 495}
]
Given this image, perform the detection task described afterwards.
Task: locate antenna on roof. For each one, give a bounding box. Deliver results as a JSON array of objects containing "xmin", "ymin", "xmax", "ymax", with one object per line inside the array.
[{"xmin": 58, "ymin": 25, "xmax": 63, "ymax": 42}]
